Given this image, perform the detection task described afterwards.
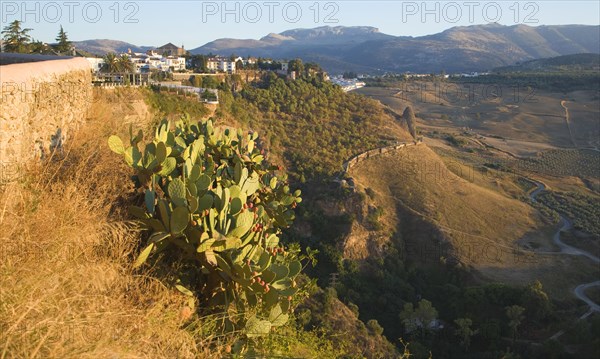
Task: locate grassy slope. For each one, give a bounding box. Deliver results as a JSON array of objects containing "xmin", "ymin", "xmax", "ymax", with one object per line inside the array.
[
  {"xmin": 1, "ymin": 88, "xmax": 398, "ymax": 358},
  {"xmin": 345, "ymin": 144, "xmax": 598, "ymax": 299},
  {"xmin": 0, "ymin": 89, "xmax": 216, "ymax": 358},
  {"xmin": 349, "ymin": 144, "xmax": 541, "ymax": 264}
]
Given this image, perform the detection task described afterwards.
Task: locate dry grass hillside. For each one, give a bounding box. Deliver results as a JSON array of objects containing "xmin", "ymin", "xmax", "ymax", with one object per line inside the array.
[
  {"xmin": 0, "ymin": 89, "xmax": 230, "ymax": 358},
  {"xmin": 357, "ymin": 86, "xmax": 600, "ymax": 149},
  {"xmin": 344, "ymin": 144, "xmax": 597, "ymax": 299},
  {"xmin": 347, "ymin": 144, "xmax": 543, "ymax": 265},
  {"xmin": 1, "ymin": 88, "xmax": 400, "ymax": 358}
]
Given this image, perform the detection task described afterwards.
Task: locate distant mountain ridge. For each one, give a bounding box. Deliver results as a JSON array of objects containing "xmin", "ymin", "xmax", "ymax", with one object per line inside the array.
[
  {"xmin": 73, "ymin": 24, "xmax": 599, "ymax": 73},
  {"xmin": 191, "ymin": 24, "xmax": 599, "ymax": 73},
  {"xmin": 72, "ymin": 39, "xmax": 154, "ymax": 56},
  {"xmin": 193, "ymin": 26, "xmax": 393, "ymax": 56}
]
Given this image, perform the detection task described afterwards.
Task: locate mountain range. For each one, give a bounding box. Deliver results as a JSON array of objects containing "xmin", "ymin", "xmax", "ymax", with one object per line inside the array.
[
  {"xmin": 73, "ymin": 24, "xmax": 600, "ymax": 74},
  {"xmin": 494, "ymin": 53, "xmax": 600, "ymax": 72},
  {"xmin": 71, "ymin": 39, "xmax": 154, "ymax": 57}
]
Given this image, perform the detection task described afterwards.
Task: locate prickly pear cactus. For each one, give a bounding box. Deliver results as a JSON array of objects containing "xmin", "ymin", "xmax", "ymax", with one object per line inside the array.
[{"xmin": 109, "ymin": 116, "xmax": 305, "ymax": 337}]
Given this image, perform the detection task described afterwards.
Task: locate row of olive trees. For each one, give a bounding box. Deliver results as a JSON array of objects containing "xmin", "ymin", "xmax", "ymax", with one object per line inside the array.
[{"xmin": 1, "ymin": 20, "xmax": 71, "ymax": 54}]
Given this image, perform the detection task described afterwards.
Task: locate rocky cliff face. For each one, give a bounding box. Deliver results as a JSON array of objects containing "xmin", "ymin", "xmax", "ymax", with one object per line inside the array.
[{"xmin": 0, "ymin": 57, "xmax": 92, "ymax": 182}]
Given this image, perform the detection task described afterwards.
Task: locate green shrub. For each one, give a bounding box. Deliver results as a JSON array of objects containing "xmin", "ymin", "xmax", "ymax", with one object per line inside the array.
[
  {"xmin": 366, "ymin": 206, "xmax": 384, "ymax": 230},
  {"xmin": 144, "ymin": 88, "xmax": 209, "ymax": 119},
  {"xmin": 367, "ymin": 319, "xmax": 384, "ymax": 335},
  {"xmin": 218, "ymin": 75, "xmax": 400, "ymax": 180},
  {"xmin": 445, "ymin": 134, "xmax": 468, "ymax": 147},
  {"xmin": 348, "ymin": 302, "xmax": 360, "ymax": 317},
  {"xmin": 108, "ymin": 116, "xmax": 310, "ymax": 342},
  {"xmin": 365, "ymin": 187, "xmax": 376, "ymax": 200}
]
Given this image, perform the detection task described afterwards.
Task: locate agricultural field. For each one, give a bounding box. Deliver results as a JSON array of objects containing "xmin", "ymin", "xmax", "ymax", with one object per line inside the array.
[
  {"xmin": 536, "ymin": 190, "xmax": 600, "ymax": 238},
  {"xmin": 515, "ymin": 149, "xmax": 600, "ymax": 178},
  {"xmin": 357, "ymin": 81, "xmax": 600, "ymax": 150}
]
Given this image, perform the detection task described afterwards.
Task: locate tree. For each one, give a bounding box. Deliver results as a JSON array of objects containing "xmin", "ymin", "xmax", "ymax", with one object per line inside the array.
[
  {"xmin": 399, "ymin": 299, "xmax": 438, "ymax": 338},
  {"xmin": 101, "ymin": 53, "xmax": 134, "ymax": 73},
  {"xmin": 399, "ymin": 303, "xmax": 416, "ymax": 333},
  {"xmin": 117, "ymin": 54, "xmax": 134, "ymax": 73},
  {"xmin": 402, "ymin": 106, "xmax": 417, "ymax": 139},
  {"xmin": 415, "ymin": 299, "xmax": 438, "ymax": 338},
  {"xmin": 235, "ymin": 59, "xmax": 244, "ymax": 71},
  {"xmin": 202, "ymin": 75, "xmax": 219, "ymax": 89},
  {"xmin": 454, "ymin": 318, "xmax": 476, "ymax": 351},
  {"xmin": 29, "ymin": 40, "xmax": 51, "ymax": 54},
  {"xmin": 1, "ymin": 20, "xmax": 32, "ymax": 53},
  {"xmin": 521, "ymin": 280, "xmax": 551, "ymax": 322},
  {"xmin": 54, "ymin": 25, "xmax": 71, "ymax": 54},
  {"xmin": 192, "ymin": 75, "xmax": 203, "ymax": 88},
  {"xmin": 505, "ymin": 305, "xmax": 525, "ymax": 345},
  {"xmin": 288, "ymin": 59, "xmax": 304, "ymax": 75},
  {"xmin": 102, "ymin": 53, "xmax": 119, "ymax": 72}
]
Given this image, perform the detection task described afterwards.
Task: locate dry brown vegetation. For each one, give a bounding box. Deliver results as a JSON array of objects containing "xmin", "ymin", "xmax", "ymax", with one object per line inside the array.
[
  {"xmin": 0, "ymin": 89, "xmax": 230, "ymax": 358},
  {"xmin": 348, "ymin": 144, "xmax": 543, "ymax": 266},
  {"xmin": 357, "ymin": 85, "xmax": 600, "ymax": 149},
  {"xmin": 342, "ymin": 144, "xmax": 600, "ymax": 299},
  {"xmin": 1, "ymin": 88, "xmax": 394, "ymax": 359}
]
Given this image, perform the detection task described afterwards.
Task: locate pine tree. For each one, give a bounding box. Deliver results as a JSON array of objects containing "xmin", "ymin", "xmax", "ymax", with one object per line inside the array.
[
  {"xmin": 55, "ymin": 25, "xmax": 71, "ymax": 54},
  {"xmin": 1, "ymin": 20, "xmax": 32, "ymax": 53},
  {"xmin": 30, "ymin": 39, "xmax": 51, "ymax": 54}
]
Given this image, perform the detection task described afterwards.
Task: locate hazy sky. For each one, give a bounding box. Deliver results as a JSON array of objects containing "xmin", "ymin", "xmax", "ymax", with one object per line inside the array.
[{"xmin": 2, "ymin": 1, "xmax": 599, "ymax": 48}]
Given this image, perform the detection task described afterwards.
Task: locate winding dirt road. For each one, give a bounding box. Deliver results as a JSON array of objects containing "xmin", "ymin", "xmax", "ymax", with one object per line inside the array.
[
  {"xmin": 561, "ymin": 100, "xmax": 576, "ymax": 147},
  {"xmin": 530, "ymin": 182, "xmax": 599, "ymax": 264},
  {"xmin": 529, "ymin": 181, "xmax": 600, "ymax": 337},
  {"xmin": 345, "ymin": 142, "xmax": 599, "ymax": 338}
]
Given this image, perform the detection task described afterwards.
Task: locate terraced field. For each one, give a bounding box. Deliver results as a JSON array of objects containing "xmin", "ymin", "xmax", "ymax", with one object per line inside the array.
[{"xmin": 515, "ymin": 149, "xmax": 600, "ymax": 178}]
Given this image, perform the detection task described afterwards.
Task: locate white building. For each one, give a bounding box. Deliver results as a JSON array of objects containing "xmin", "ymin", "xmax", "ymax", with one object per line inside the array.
[
  {"xmin": 207, "ymin": 57, "xmax": 237, "ymax": 73},
  {"xmin": 165, "ymin": 56, "xmax": 186, "ymax": 71},
  {"xmin": 223, "ymin": 60, "xmax": 236, "ymax": 73},
  {"xmin": 206, "ymin": 59, "xmax": 219, "ymax": 72},
  {"xmin": 329, "ymin": 76, "xmax": 366, "ymax": 92},
  {"xmin": 85, "ymin": 57, "xmax": 105, "ymax": 72},
  {"xmin": 125, "ymin": 51, "xmax": 186, "ymax": 73},
  {"xmin": 243, "ymin": 57, "xmax": 257, "ymax": 66}
]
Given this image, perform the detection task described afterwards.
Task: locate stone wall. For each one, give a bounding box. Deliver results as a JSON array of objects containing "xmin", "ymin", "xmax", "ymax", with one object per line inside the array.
[
  {"xmin": 0, "ymin": 56, "xmax": 92, "ymax": 181},
  {"xmin": 343, "ymin": 141, "xmax": 421, "ymax": 172},
  {"xmin": 0, "ymin": 53, "xmax": 74, "ymax": 65}
]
